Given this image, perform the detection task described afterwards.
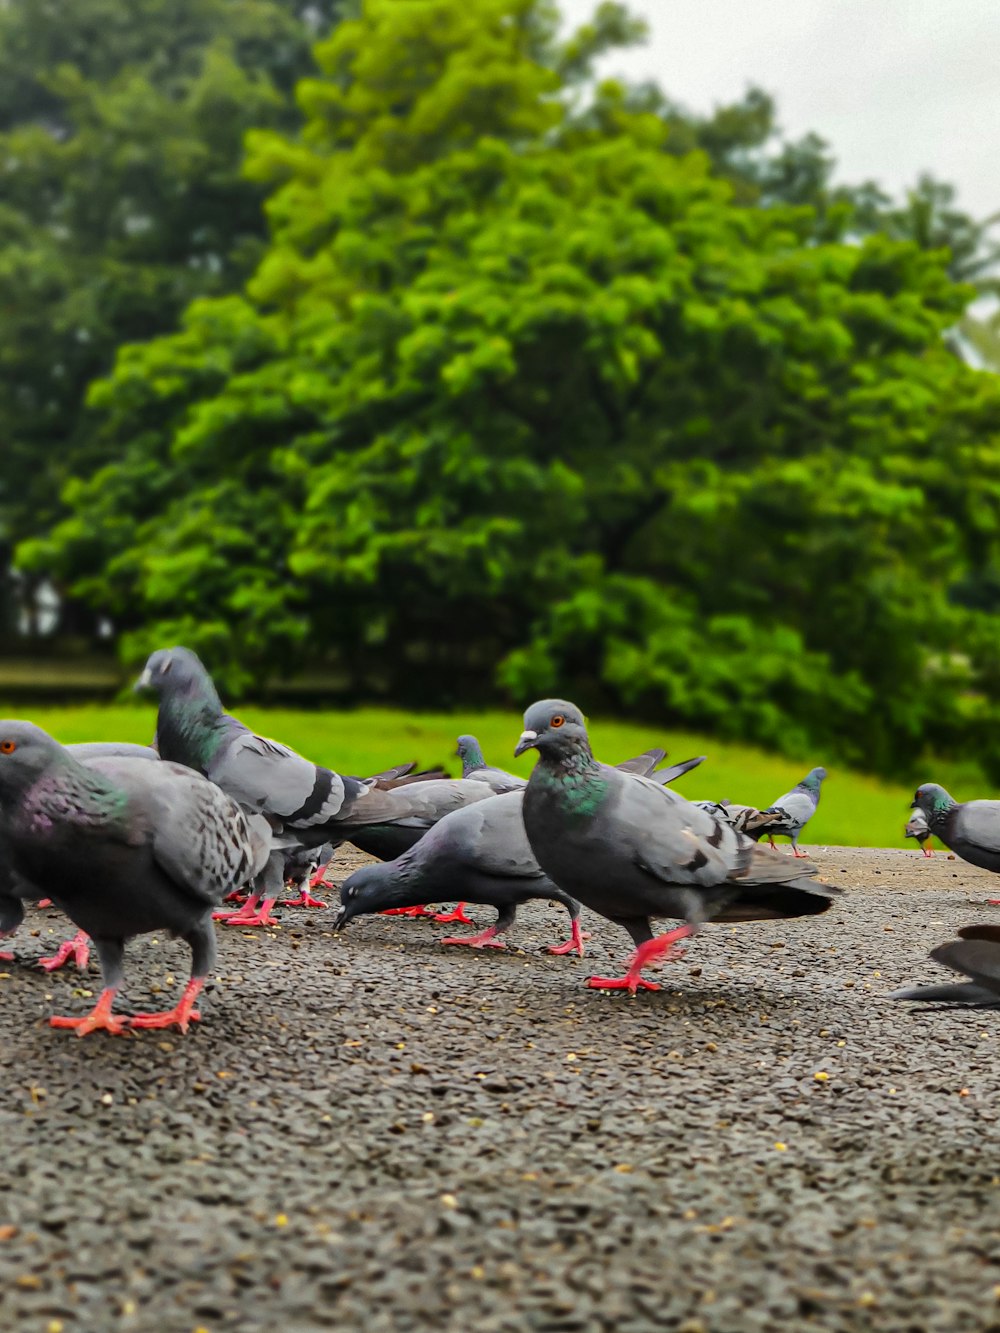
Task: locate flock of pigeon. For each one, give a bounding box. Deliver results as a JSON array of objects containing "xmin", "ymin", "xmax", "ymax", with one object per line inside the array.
[{"xmin": 0, "ymin": 645, "xmax": 998, "ymax": 1037}]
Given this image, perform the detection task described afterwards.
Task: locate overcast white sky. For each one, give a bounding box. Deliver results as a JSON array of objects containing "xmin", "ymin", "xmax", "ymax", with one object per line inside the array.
[{"xmin": 560, "ymin": 0, "xmax": 1000, "ymax": 218}]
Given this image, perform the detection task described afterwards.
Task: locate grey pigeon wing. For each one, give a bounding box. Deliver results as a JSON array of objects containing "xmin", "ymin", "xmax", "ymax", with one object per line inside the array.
[
  {"xmin": 610, "ymin": 775, "xmax": 752, "ymax": 888},
  {"xmin": 427, "ymin": 791, "xmax": 544, "ymax": 880},
  {"xmin": 94, "ymin": 759, "xmax": 264, "ymax": 905},
  {"xmin": 340, "ymin": 778, "xmax": 495, "ymax": 834},
  {"xmin": 651, "ymin": 755, "xmax": 706, "ymax": 786},
  {"xmin": 615, "ymin": 749, "xmax": 667, "ymax": 777},
  {"xmin": 68, "ymin": 741, "xmax": 159, "ymax": 762},
  {"xmin": 953, "ymin": 802, "xmax": 1000, "ymax": 858},
  {"xmin": 211, "ymin": 731, "xmax": 347, "ymax": 828},
  {"xmin": 467, "ymin": 767, "xmax": 527, "ymax": 795},
  {"xmin": 764, "ymin": 789, "xmax": 816, "ymax": 831},
  {"xmin": 889, "ymin": 980, "xmax": 1000, "ymax": 1006}
]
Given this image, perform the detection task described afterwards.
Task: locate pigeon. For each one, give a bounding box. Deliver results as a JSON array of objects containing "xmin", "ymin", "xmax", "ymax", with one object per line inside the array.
[
  {"xmin": 0, "ymin": 720, "xmax": 269, "ymax": 1035},
  {"xmin": 335, "ymin": 790, "xmax": 588, "ymax": 955},
  {"xmin": 753, "ymin": 768, "xmax": 827, "ymax": 855},
  {"xmin": 281, "ymin": 841, "xmax": 335, "ymax": 908},
  {"xmin": 515, "ymin": 700, "xmax": 840, "ymax": 992},
  {"xmin": 911, "ymin": 783, "xmax": 1000, "ymax": 876},
  {"xmin": 136, "ymin": 646, "xmax": 481, "ymax": 926},
  {"xmin": 889, "ymin": 925, "xmax": 1000, "ymax": 1006},
  {"xmin": 0, "ymin": 739, "xmax": 162, "ymax": 972},
  {"xmin": 904, "ymin": 809, "xmax": 933, "ymax": 857}
]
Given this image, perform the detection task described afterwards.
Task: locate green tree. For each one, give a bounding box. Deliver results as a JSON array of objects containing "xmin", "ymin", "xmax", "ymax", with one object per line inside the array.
[
  {"xmin": 22, "ymin": 0, "xmax": 1000, "ymax": 779},
  {"xmin": 0, "ymin": 0, "xmax": 342, "ymax": 632}
]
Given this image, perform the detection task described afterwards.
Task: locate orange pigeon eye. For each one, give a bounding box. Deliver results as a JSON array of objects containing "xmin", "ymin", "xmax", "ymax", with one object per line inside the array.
[
  {"xmin": 0, "ymin": 740, "xmax": 16, "ymax": 754},
  {"xmin": 550, "ymin": 715, "xmax": 565, "ymax": 729}
]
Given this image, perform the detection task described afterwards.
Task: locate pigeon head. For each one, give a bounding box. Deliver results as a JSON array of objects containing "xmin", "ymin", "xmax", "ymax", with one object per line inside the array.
[
  {"xmin": 0, "ymin": 721, "xmax": 66, "ymax": 798},
  {"xmin": 904, "ymin": 810, "xmax": 929, "ymax": 838},
  {"xmin": 800, "ymin": 767, "xmax": 828, "ymax": 791},
  {"xmin": 333, "ymin": 862, "xmax": 392, "ymax": 930},
  {"xmin": 515, "ymin": 700, "xmax": 590, "ymax": 760},
  {"xmin": 135, "ymin": 646, "xmax": 216, "ymax": 700},
  {"xmin": 911, "ymin": 783, "xmax": 956, "ymax": 818},
  {"xmin": 455, "ymin": 735, "xmax": 485, "ymax": 771}
]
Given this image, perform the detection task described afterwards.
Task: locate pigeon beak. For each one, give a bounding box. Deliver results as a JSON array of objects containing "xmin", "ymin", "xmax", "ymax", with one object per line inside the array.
[
  {"xmin": 909, "ymin": 799, "xmax": 918, "ymax": 809},
  {"xmin": 332, "ymin": 906, "xmax": 350, "ymax": 933},
  {"xmin": 513, "ymin": 729, "xmax": 538, "ymax": 758},
  {"xmin": 134, "ymin": 667, "xmax": 152, "ymax": 692}
]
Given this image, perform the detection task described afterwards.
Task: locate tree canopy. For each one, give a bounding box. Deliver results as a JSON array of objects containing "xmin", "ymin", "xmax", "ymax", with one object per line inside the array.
[
  {"xmin": 0, "ymin": 0, "xmax": 343, "ymax": 630},
  {"xmin": 17, "ymin": 0, "xmax": 1000, "ymax": 779}
]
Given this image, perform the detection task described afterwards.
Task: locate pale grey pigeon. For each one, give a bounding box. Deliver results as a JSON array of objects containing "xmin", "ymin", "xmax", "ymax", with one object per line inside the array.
[
  {"xmin": 455, "ymin": 735, "xmax": 526, "ymax": 794},
  {"xmin": 0, "ymin": 720, "xmax": 269, "ymax": 1035},
  {"xmin": 753, "ymin": 767, "xmax": 827, "ymax": 855},
  {"xmin": 335, "ymin": 790, "xmax": 587, "ymax": 955},
  {"xmin": 904, "ymin": 809, "xmax": 933, "ymax": 857},
  {"xmin": 890, "ymin": 925, "xmax": 1000, "ymax": 1006},
  {"xmin": 515, "ymin": 700, "xmax": 839, "ymax": 993}
]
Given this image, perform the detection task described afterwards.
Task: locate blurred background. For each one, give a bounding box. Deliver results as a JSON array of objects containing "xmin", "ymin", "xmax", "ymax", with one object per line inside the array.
[{"xmin": 1, "ymin": 0, "xmax": 999, "ymax": 830}]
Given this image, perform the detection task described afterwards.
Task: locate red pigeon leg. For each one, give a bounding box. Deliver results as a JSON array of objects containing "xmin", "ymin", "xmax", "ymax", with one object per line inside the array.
[
  {"xmin": 221, "ymin": 887, "xmax": 249, "ymax": 904},
  {"xmin": 380, "ymin": 906, "xmax": 433, "ymax": 918},
  {"xmin": 547, "ymin": 920, "xmax": 591, "ymax": 957},
  {"xmin": 922, "ymin": 847, "xmax": 933, "ymax": 858},
  {"xmin": 128, "ymin": 978, "xmax": 205, "ymax": 1033},
  {"xmin": 37, "ymin": 898, "xmax": 53, "ymax": 908},
  {"xmin": 50, "ymin": 987, "xmax": 129, "ymax": 1037},
  {"xmin": 0, "ymin": 950, "xmax": 12, "ymax": 963},
  {"xmin": 38, "ymin": 929, "xmax": 90, "ymax": 973},
  {"xmin": 281, "ymin": 884, "xmax": 328, "ymax": 908},
  {"xmin": 432, "ymin": 902, "xmax": 474, "ymax": 925},
  {"xmin": 586, "ymin": 924, "xmax": 695, "ymax": 994}
]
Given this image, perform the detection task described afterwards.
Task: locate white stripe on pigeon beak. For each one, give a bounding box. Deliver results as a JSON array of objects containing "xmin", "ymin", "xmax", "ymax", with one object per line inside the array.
[
  {"xmin": 136, "ymin": 667, "xmax": 151, "ymax": 687},
  {"xmin": 519, "ymin": 730, "xmax": 538, "ymax": 745}
]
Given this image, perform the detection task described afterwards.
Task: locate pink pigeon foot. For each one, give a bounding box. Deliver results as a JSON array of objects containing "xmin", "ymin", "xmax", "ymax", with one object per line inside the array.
[
  {"xmin": 546, "ymin": 921, "xmax": 591, "ymax": 957},
  {"xmin": 127, "ymin": 978, "xmax": 204, "ymax": 1033},
  {"xmin": 440, "ymin": 925, "xmax": 506, "ymax": 949},
  {"xmin": 281, "ymin": 887, "xmax": 328, "ymax": 908},
  {"xmin": 586, "ymin": 924, "xmax": 694, "ymax": 994},
  {"xmin": 218, "ymin": 897, "xmax": 279, "ymax": 928},
  {"xmin": 50, "ymin": 987, "xmax": 129, "ymax": 1037},
  {"xmin": 39, "ymin": 929, "xmax": 90, "ymax": 973},
  {"xmin": 380, "ymin": 906, "xmax": 433, "ymax": 918},
  {"xmin": 432, "ymin": 903, "xmax": 474, "ymax": 925}
]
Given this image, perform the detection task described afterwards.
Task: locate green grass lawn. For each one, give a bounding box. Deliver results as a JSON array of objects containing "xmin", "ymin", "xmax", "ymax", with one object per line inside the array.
[{"xmin": 0, "ymin": 700, "xmax": 975, "ymax": 850}]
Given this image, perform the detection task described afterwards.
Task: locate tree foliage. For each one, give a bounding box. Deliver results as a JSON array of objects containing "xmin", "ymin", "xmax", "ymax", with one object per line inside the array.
[
  {"xmin": 0, "ymin": 0, "xmax": 343, "ymax": 629},
  {"xmin": 20, "ymin": 0, "xmax": 1000, "ymax": 778}
]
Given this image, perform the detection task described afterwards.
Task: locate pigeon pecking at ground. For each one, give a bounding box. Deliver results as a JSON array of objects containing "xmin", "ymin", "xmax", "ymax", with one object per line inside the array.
[
  {"xmin": 515, "ymin": 700, "xmax": 840, "ymax": 993},
  {"xmin": 0, "ymin": 720, "xmax": 270, "ymax": 1035},
  {"xmin": 889, "ymin": 925, "xmax": 1000, "ymax": 1006},
  {"xmin": 910, "ymin": 782, "xmax": 1000, "ymax": 902},
  {"xmin": 752, "ymin": 767, "xmax": 827, "ymax": 856},
  {"xmin": 904, "ymin": 809, "xmax": 934, "ymax": 858},
  {"xmin": 135, "ymin": 646, "xmax": 483, "ymax": 926},
  {"xmin": 335, "ymin": 790, "xmax": 589, "ymax": 956}
]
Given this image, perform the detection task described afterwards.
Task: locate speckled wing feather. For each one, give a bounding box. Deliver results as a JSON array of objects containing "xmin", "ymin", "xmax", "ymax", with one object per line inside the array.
[
  {"xmin": 88, "ymin": 757, "xmax": 268, "ymax": 905},
  {"xmin": 208, "ymin": 725, "xmax": 352, "ymax": 830}
]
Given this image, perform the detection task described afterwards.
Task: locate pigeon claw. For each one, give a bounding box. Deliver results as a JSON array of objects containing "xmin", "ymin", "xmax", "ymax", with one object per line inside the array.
[
  {"xmin": 586, "ymin": 975, "xmax": 662, "ymax": 993},
  {"xmin": 380, "ymin": 906, "xmax": 434, "ymax": 918},
  {"xmin": 432, "ymin": 903, "xmax": 474, "ymax": 925},
  {"xmin": 38, "ymin": 929, "xmax": 90, "ymax": 973},
  {"xmin": 547, "ymin": 922, "xmax": 591, "ymax": 957},
  {"xmin": 50, "ymin": 987, "xmax": 129, "ymax": 1037}
]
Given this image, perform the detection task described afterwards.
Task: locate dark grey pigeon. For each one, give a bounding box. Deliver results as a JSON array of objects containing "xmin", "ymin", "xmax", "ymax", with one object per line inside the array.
[
  {"xmin": 911, "ymin": 785, "xmax": 1000, "ymax": 893},
  {"xmin": 0, "ymin": 739, "xmax": 161, "ymax": 971},
  {"xmin": 904, "ymin": 809, "xmax": 933, "ymax": 857},
  {"xmin": 754, "ymin": 767, "xmax": 827, "ymax": 855},
  {"xmin": 136, "ymin": 646, "xmax": 483, "ymax": 925},
  {"xmin": 281, "ymin": 841, "xmax": 335, "ymax": 908},
  {"xmin": 335, "ymin": 790, "xmax": 587, "ymax": 955},
  {"xmin": 516, "ymin": 700, "xmax": 840, "ymax": 992},
  {"xmin": 0, "ymin": 720, "xmax": 269, "ymax": 1036},
  {"xmin": 890, "ymin": 925, "xmax": 1000, "ymax": 1006}
]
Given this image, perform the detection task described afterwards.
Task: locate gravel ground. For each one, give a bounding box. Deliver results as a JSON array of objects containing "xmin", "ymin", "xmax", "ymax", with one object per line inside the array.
[{"xmin": 1, "ymin": 845, "xmax": 1000, "ymax": 1333}]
